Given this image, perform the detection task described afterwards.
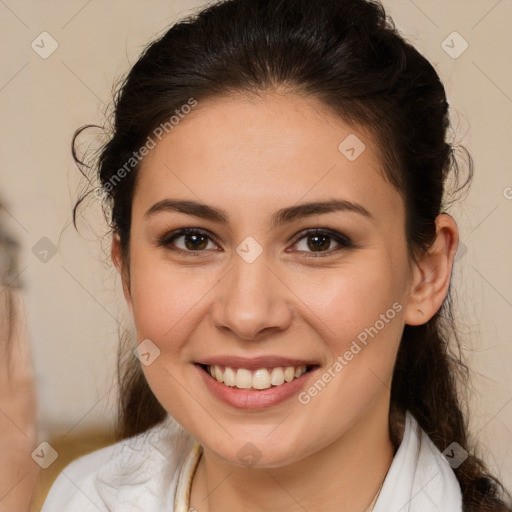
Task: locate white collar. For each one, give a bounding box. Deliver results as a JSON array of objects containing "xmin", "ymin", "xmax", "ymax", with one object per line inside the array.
[
  {"xmin": 373, "ymin": 411, "xmax": 463, "ymax": 512},
  {"xmin": 94, "ymin": 410, "xmax": 462, "ymax": 512},
  {"xmin": 95, "ymin": 414, "xmax": 194, "ymax": 512}
]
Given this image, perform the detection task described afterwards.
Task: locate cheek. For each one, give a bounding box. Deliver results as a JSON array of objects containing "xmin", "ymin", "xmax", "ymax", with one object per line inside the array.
[
  {"xmin": 291, "ymin": 266, "xmax": 405, "ymax": 412},
  {"xmin": 291, "ymin": 259, "xmax": 403, "ymax": 349},
  {"xmin": 128, "ymin": 251, "xmax": 203, "ymax": 345}
]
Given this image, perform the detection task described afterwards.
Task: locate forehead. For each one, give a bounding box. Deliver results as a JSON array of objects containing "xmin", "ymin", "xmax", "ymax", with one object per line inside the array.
[{"xmin": 132, "ymin": 92, "xmax": 403, "ymax": 225}]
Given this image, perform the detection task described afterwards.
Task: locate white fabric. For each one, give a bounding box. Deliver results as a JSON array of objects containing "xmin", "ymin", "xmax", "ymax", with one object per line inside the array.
[{"xmin": 41, "ymin": 410, "xmax": 462, "ymax": 512}]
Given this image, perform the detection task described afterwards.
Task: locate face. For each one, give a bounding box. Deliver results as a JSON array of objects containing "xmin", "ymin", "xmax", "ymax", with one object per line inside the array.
[{"xmin": 114, "ymin": 91, "xmax": 418, "ymax": 468}]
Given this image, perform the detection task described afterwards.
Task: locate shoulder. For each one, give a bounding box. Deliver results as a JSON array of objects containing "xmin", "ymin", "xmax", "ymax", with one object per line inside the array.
[
  {"xmin": 41, "ymin": 416, "xmax": 195, "ymax": 512},
  {"xmin": 374, "ymin": 410, "xmax": 463, "ymax": 512},
  {"xmin": 408, "ymin": 411, "xmax": 464, "ymax": 511},
  {"xmin": 40, "ymin": 442, "xmax": 122, "ymax": 512}
]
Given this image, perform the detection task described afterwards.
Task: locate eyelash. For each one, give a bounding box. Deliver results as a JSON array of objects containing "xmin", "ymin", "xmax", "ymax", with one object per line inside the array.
[{"xmin": 157, "ymin": 227, "xmax": 354, "ymax": 258}]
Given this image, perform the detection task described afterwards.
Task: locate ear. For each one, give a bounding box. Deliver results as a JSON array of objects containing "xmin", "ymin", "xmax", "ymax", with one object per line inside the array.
[
  {"xmin": 403, "ymin": 213, "xmax": 459, "ymax": 326},
  {"xmin": 111, "ymin": 231, "xmax": 133, "ymax": 318}
]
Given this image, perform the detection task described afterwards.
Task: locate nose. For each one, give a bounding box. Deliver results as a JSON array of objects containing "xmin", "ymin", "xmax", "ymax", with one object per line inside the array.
[{"xmin": 210, "ymin": 251, "xmax": 292, "ymax": 341}]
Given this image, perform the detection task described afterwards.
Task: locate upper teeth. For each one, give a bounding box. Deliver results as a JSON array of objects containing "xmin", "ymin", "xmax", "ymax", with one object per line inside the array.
[{"xmin": 207, "ymin": 365, "xmax": 308, "ymax": 390}]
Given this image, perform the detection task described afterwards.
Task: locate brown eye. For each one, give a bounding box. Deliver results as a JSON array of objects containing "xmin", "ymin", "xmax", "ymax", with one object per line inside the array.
[
  {"xmin": 291, "ymin": 229, "xmax": 353, "ymax": 257},
  {"xmin": 304, "ymin": 233, "xmax": 331, "ymax": 252},
  {"xmin": 180, "ymin": 233, "xmax": 209, "ymax": 251},
  {"xmin": 158, "ymin": 228, "xmax": 219, "ymax": 254}
]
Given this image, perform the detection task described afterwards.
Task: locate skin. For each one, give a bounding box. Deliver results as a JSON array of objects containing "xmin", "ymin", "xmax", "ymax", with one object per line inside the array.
[
  {"xmin": 0, "ymin": 288, "xmax": 39, "ymax": 512},
  {"xmin": 112, "ymin": 91, "xmax": 459, "ymax": 512}
]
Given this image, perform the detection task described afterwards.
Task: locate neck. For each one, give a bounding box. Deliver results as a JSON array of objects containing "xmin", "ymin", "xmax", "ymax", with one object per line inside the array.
[{"xmin": 190, "ymin": 401, "xmax": 395, "ymax": 512}]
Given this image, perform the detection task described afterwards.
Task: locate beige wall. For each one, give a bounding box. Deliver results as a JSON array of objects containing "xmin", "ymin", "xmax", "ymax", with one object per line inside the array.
[{"xmin": 1, "ymin": 0, "xmax": 510, "ymax": 491}]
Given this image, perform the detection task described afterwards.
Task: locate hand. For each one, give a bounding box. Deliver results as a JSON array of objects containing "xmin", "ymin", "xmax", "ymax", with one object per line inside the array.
[{"xmin": 0, "ymin": 287, "xmax": 39, "ymax": 512}]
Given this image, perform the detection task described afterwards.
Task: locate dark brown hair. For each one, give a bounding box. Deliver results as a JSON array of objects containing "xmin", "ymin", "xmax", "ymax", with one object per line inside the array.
[{"xmin": 72, "ymin": 0, "xmax": 511, "ymax": 510}]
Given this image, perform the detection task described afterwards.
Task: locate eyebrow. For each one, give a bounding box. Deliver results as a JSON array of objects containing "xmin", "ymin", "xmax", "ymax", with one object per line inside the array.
[{"xmin": 144, "ymin": 198, "xmax": 373, "ymax": 228}]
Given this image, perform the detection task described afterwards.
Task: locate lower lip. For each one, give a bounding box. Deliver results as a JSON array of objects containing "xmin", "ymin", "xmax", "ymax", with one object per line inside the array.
[{"xmin": 196, "ymin": 364, "xmax": 317, "ymax": 410}]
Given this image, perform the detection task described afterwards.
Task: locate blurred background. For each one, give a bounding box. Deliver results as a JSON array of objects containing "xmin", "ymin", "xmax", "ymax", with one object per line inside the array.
[{"xmin": 0, "ymin": 0, "xmax": 510, "ymax": 509}]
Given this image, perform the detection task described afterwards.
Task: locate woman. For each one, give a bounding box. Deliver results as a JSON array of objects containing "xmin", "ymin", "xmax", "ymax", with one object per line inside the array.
[{"xmin": 41, "ymin": 0, "xmax": 511, "ymax": 510}]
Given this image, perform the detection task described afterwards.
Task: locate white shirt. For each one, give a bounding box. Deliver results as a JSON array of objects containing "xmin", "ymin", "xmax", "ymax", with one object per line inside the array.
[{"xmin": 41, "ymin": 410, "xmax": 463, "ymax": 512}]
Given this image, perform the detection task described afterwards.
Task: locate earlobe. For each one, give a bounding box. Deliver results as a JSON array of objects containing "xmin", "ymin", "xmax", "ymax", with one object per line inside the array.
[
  {"xmin": 111, "ymin": 231, "xmax": 133, "ymax": 317},
  {"xmin": 111, "ymin": 231, "xmax": 122, "ymax": 274},
  {"xmin": 403, "ymin": 214, "xmax": 459, "ymax": 326}
]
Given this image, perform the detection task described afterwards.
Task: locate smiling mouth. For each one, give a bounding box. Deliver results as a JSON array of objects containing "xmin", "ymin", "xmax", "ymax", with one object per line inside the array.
[{"xmin": 198, "ymin": 363, "xmax": 316, "ymax": 390}]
